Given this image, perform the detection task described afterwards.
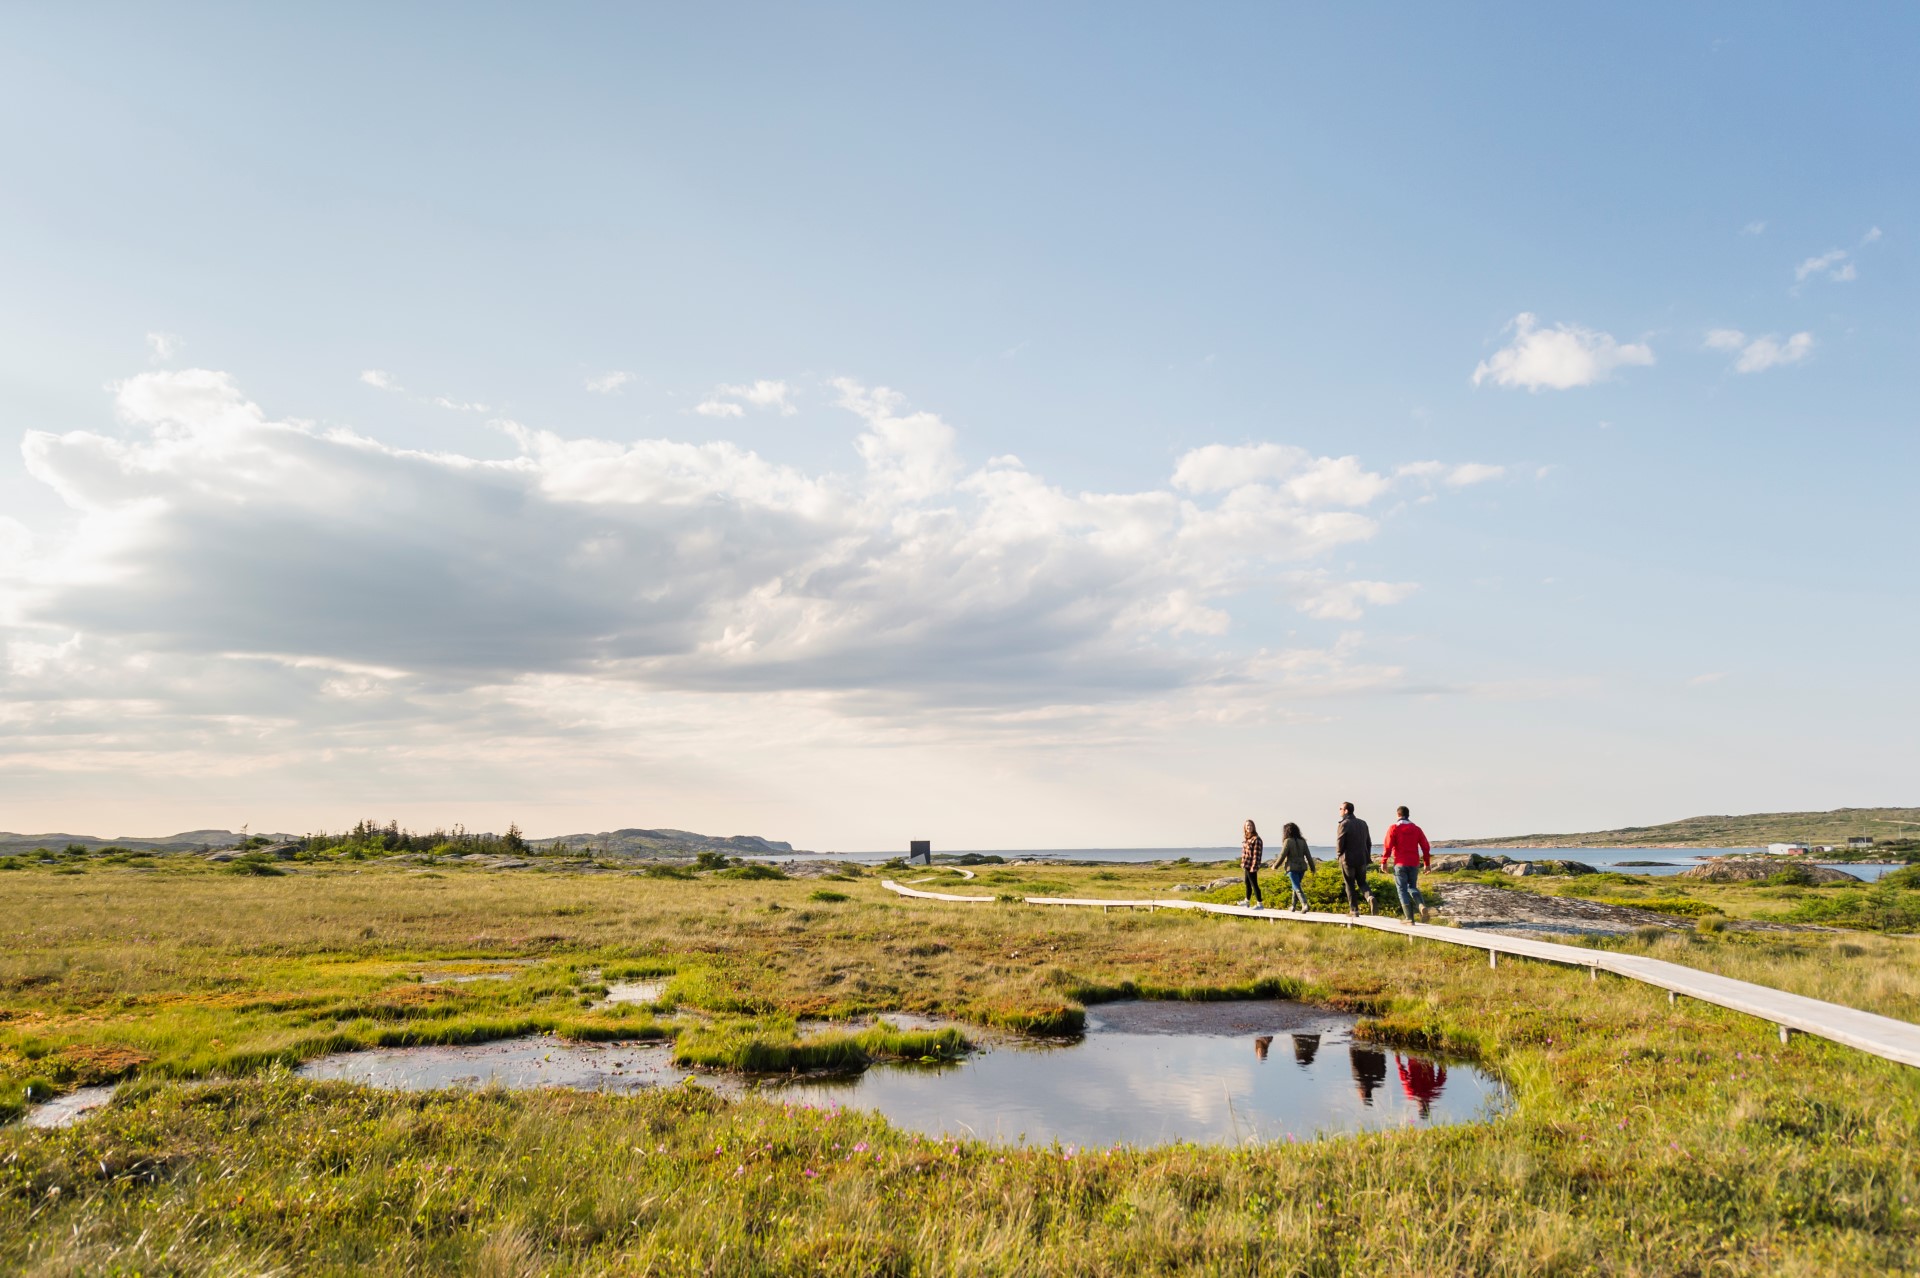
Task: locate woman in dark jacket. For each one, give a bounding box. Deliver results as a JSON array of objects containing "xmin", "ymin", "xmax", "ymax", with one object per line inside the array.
[
  {"xmin": 1240, "ymin": 819, "xmax": 1264, "ymax": 908},
  {"xmin": 1278, "ymin": 822, "xmax": 1315, "ymax": 912}
]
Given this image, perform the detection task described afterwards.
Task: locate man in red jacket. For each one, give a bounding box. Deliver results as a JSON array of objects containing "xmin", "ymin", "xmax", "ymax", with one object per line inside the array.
[{"xmin": 1381, "ymin": 805, "xmax": 1432, "ymax": 924}]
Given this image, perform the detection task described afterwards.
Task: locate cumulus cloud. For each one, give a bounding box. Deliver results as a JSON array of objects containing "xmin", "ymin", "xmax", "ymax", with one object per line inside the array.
[
  {"xmin": 4, "ymin": 370, "xmax": 1493, "ymax": 775},
  {"xmin": 1741, "ymin": 221, "xmax": 1766, "ymax": 236},
  {"xmin": 146, "ymin": 331, "xmax": 183, "ymax": 362},
  {"xmin": 1705, "ymin": 328, "xmax": 1814, "ymax": 373},
  {"xmin": 696, "ymin": 379, "xmax": 796, "ymax": 418},
  {"xmin": 586, "ymin": 371, "xmax": 633, "ymax": 394},
  {"xmin": 1471, "ymin": 313, "xmax": 1655, "ymax": 391}
]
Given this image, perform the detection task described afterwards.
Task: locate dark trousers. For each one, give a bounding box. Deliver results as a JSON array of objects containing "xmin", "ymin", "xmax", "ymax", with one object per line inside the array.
[
  {"xmin": 1339, "ymin": 860, "xmax": 1374, "ymax": 912},
  {"xmin": 1243, "ymin": 868, "xmax": 1261, "ymax": 902}
]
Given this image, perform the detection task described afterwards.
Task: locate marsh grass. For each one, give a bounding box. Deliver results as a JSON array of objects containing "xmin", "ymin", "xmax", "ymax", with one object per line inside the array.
[
  {"xmin": 672, "ymin": 1019, "xmax": 966, "ymax": 1072},
  {"xmin": 3, "ymin": 858, "xmax": 1919, "ymax": 1272}
]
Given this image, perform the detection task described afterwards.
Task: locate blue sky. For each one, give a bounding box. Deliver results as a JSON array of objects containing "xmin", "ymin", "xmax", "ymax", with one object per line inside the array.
[{"xmin": 1, "ymin": 5, "xmax": 1914, "ymax": 847}]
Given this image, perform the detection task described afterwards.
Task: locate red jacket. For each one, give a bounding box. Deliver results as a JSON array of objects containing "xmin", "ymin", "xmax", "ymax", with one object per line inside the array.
[{"xmin": 1382, "ymin": 820, "xmax": 1431, "ymax": 868}]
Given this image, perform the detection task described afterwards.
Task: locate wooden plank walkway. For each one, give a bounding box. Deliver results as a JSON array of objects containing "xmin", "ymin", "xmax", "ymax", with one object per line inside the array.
[{"xmin": 879, "ymin": 880, "xmax": 1920, "ymax": 1069}]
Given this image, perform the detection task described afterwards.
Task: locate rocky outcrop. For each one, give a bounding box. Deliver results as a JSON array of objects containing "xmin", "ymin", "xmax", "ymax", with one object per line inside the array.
[
  {"xmin": 1501, "ymin": 859, "xmax": 1598, "ymax": 877},
  {"xmin": 1679, "ymin": 857, "xmax": 1861, "ymax": 884},
  {"xmin": 1429, "ymin": 852, "xmax": 1514, "ymax": 872},
  {"xmin": 1436, "ymin": 883, "xmax": 1691, "ymax": 936}
]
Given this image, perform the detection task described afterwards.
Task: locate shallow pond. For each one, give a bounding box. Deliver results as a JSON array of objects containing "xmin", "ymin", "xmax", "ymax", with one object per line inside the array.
[
  {"xmin": 778, "ymin": 1000, "xmax": 1502, "ymax": 1145},
  {"xmin": 289, "ymin": 1000, "xmax": 1501, "ymax": 1146},
  {"xmin": 296, "ymin": 1037, "xmax": 693, "ymax": 1094}
]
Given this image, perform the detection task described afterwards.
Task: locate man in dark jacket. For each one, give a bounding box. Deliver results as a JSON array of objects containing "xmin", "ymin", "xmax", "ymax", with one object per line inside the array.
[{"xmin": 1335, "ymin": 803, "xmax": 1377, "ymax": 916}]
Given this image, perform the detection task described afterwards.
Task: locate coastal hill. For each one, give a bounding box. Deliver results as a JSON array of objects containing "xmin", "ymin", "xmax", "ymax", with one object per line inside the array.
[
  {"xmin": 0, "ymin": 829, "xmax": 278, "ymax": 855},
  {"xmin": 1438, "ymin": 806, "xmax": 1920, "ymax": 849},
  {"xmin": 529, "ymin": 828, "xmax": 804, "ymax": 857},
  {"xmin": 0, "ymin": 826, "xmax": 804, "ymax": 858}
]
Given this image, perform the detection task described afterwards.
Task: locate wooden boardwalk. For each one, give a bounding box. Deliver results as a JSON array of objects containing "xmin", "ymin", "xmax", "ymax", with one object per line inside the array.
[{"xmin": 879, "ymin": 881, "xmax": 1920, "ymax": 1069}]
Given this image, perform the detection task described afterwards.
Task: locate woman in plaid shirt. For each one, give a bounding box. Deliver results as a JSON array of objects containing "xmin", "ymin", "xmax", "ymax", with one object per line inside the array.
[{"xmin": 1240, "ymin": 819, "xmax": 1264, "ymax": 908}]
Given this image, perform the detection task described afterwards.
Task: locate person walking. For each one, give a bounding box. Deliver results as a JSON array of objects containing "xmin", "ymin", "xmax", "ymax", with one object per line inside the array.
[
  {"xmin": 1334, "ymin": 802, "xmax": 1376, "ymax": 916},
  {"xmin": 1240, "ymin": 819, "xmax": 1264, "ymax": 908},
  {"xmin": 1381, "ymin": 805, "xmax": 1433, "ymax": 924},
  {"xmin": 1277, "ymin": 822, "xmax": 1314, "ymax": 911}
]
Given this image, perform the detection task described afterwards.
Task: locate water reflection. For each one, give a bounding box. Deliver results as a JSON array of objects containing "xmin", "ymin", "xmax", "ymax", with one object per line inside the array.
[
  {"xmin": 1350, "ymin": 1046, "xmax": 1388, "ymax": 1106},
  {"xmin": 283, "ymin": 1001, "xmax": 1499, "ymax": 1148},
  {"xmin": 779, "ymin": 1000, "xmax": 1500, "ymax": 1146},
  {"xmin": 1397, "ymin": 1053, "xmax": 1448, "ymax": 1118}
]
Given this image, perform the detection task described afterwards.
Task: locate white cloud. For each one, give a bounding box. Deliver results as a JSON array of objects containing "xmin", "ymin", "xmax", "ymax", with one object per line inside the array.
[
  {"xmin": 1396, "ymin": 460, "xmax": 1505, "ymax": 488},
  {"xmin": 1471, "ymin": 313, "xmax": 1655, "ymax": 391},
  {"xmin": 146, "ymin": 332, "xmax": 183, "ymax": 362},
  {"xmin": 1705, "ymin": 329, "xmax": 1814, "ymax": 373},
  {"xmin": 1861, "ymin": 226, "xmax": 1882, "ymax": 244},
  {"xmin": 5, "ymin": 369, "xmax": 1497, "ymax": 737},
  {"xmin": 586, "ymin": 371, "xmax": 633, "ymax": 394},
  {"xmin": 1794, "ymin": 248, "xmax": 1852, "ymax": 283},
  {"xmin": 360, "ymin": 369, "xmax": 399, "ymax": 390},
  {"xmin": 1741, "ymin": 221, "xmax": 1767, "ymax": 236},
  {"xmin": 695, "ymin": 378, "xmax": 797, "ymax": 418},
  {"xmin": 1294, "ymin": 579, "xmax": 1418, "ymax": 621}
]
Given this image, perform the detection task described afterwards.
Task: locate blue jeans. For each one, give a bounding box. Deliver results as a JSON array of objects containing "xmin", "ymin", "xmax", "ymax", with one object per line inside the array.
[
  {"xmin": 1287, "ymin": 869, "xmax": 1308, "ymax": 907},
  {"xmin": 1393, "ymin": 865, "xmax": 1425, "ymax": 919}
]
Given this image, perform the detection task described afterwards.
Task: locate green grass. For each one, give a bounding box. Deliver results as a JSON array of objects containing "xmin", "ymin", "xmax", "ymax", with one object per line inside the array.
[
  {"xmin": 2, "ymin": 857, "xmax": 1919, "ymax": 1272},
  {"xmin": 672, "ymin": 1020, "xmax": 967, "ymax": 1072}
]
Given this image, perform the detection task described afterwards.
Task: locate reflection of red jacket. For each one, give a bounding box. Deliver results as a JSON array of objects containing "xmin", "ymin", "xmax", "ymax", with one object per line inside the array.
[
  {"xmin": 1383, "ymin": 820, "xmax": 1430, "ymax": 868},
  {"xmin": 1397, "ymin": 1054, "xmax": 1448, "ymax": 1116}
]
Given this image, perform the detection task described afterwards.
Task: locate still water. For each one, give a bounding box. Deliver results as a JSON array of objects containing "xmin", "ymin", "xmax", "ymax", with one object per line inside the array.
[
  {"xmin": 290, "ymin": 1001, "xmax": 1503, "ymax": 1147},
  {"xmin": 778, "ymin": 1001, "xmax": 1503, "ymax": 1146}
]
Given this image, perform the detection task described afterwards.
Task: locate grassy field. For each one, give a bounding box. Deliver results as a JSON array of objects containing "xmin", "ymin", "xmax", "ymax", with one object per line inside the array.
[{"xmin": 5, "ymin": 854, "xmax": 1920, "ymax": 1274}]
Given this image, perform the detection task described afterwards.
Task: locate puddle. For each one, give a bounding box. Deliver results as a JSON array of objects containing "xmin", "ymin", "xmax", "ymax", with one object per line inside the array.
[
  {"xmin": 22, "ymin": 1085, "xmax": 118, "ymax": 1129},
  {"xmin": 601, "ymin": 979, "xmax": 665, "ymax": 1005},
  {"xmin": 295, "ymin": 1036, "xmax": 708, "ymax": 1094},
  {"xmin": 773, "ymin": 999, "xmax": 1504, "ymax": 1146}
]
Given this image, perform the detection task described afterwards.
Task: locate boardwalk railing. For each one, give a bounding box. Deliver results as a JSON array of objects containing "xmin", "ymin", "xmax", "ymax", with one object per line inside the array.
[{"xmin": 879, "ymin": 881, "xmax": 1920, "ymax": 1069}]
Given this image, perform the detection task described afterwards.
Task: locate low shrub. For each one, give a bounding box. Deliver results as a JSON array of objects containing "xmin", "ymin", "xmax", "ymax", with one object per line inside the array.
[
  {"xmin": 715, "ymin": 863, "xmax": 786, "ymax": 881},
  {"xmin": 1770, "ymin": 885, "xmax": 1920, "ymax": 932},
  {"xmin": 808, "ymin": 889, "xmax": 850, "ymax": 903}
]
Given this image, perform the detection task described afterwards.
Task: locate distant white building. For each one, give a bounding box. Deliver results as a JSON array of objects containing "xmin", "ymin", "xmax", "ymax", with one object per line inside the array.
[
  {"xmin": 1847, "ymin": 837, "xmax": 1874, "ymax": 848},
  {"xmin": 1767, "ymin": 842, "xmax": 1810, "ymax": 856}
]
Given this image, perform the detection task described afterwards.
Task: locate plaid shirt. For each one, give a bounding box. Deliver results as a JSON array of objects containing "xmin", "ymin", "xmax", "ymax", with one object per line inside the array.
[{"xmin": 1241, "ymin": 833, "xmax": 1263, "ymax": 871}]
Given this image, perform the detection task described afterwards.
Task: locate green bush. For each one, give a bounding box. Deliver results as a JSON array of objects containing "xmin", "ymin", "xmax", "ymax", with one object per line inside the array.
[
  {"xmin": 643, "ymin": 863, "xmax": 694, "ymax": 879},
  {"xmin": 1772, "ymin": 885, "xmax": 1920, "ymax": 932},
  {"xmin": 1764, "ymin": 863, "xmax": 1819, "ymax": 887},
  {"xmin": 808, "ymin": 889, "xmax": 850, "ymax": 902},
  {"xmin": 693, "ymin": 851, "xmax": 731, "ymax": 871},
  {"xmin": 1878, "ymin": 865, "xmax": 1920, "ymax": 890},
  {"xmin": 715, "ymin": 863, "xmax": 786, "ymax": 881}
]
